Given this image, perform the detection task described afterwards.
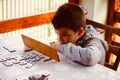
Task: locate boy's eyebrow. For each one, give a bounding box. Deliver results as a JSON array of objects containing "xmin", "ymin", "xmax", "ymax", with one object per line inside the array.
[{"xmin": 61, "ymin": 32, "xmax": 70, "ymax": 34}]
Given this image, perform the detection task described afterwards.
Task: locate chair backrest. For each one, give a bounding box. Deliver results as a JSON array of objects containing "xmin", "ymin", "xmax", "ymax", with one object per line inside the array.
[
  {"xmin": 86, "ymin": 19, "xmax": 120, "ymax": 70},
  {"xmin": 86, "ymin": 19, "xmax": 120, "ymax": 36}
]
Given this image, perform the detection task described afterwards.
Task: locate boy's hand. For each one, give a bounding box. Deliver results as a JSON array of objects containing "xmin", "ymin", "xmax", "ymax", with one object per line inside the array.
[{"xmin": 50, "ymin": 42, "xmax": 60, "ymax": 49}]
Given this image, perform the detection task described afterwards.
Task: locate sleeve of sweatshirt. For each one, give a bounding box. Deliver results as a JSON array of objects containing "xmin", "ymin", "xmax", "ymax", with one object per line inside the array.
[{"xmin": 57, "ymin": 40, "xmax": 102, "ymax": 65}]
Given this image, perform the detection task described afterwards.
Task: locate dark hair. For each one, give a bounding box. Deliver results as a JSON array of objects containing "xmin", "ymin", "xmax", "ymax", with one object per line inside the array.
[{"xmin": 52, "ymin": 3, "xmax": 86, "ymax": 32}]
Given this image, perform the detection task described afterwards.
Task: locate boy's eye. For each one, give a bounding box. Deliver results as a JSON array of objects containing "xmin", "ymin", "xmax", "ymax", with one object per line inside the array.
[
  {"xmin": 55, "ymin": 32, "xmax": 71, "ymax": 37},
  {"xmin": 62, "ymin": 33, "xmax": 70, "ymax": 36}
]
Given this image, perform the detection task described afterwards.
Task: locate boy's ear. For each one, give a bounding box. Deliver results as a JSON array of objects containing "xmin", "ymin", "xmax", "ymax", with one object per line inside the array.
[
  {"xmin": 83, "ymin": 9, "xmax": 88, "ymax": 15},
  {"xmin": 78, "ymin": 27, "xmax": 85, "ymax": 36}
]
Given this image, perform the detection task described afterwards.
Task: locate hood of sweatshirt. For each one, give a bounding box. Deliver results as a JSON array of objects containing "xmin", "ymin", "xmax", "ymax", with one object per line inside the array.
[{"xmin": 79, "ymin": 25, "xmax": 109, "ymax": 52}]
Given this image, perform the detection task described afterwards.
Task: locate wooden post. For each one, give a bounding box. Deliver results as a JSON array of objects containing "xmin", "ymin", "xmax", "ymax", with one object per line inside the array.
[
  {"xmin": 106, "ymin": 0, "xmax": 120, "ymax": 63},
  {"xmin": 68, "ymin": 0, "xmax": 79, "ymax": 4}
]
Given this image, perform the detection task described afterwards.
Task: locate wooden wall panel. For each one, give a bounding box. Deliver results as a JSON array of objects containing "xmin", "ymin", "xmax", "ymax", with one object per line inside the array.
[{"xmin": 0, "ymin": 12, "xmax": 55, "ymax": 34}]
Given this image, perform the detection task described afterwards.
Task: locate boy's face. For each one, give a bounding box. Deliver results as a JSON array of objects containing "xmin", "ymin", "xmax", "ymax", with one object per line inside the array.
[{"xmin": 55, "ymin": 27, "xmax": 84, "ymax": 44}]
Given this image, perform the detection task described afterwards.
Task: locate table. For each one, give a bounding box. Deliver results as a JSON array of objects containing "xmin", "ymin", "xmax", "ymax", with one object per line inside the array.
[{"xmin": 0, "ymin": 34, "xmax": 120, "ymax": 80}]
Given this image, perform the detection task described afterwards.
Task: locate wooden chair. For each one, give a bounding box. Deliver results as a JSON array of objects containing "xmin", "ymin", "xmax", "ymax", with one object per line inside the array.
[
  {"xmin": 105, "ymin": 44, "xmax": 120, "ymax": 70},
  {"xmin": 86, "ymin": 19, "xmax": 120, "ymax": 71}
]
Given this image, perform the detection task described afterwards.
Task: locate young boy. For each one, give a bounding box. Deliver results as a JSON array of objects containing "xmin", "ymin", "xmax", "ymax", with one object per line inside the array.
[{"xmin": 50, "ymin": 3, "xmax": 109, "ymax": 66}]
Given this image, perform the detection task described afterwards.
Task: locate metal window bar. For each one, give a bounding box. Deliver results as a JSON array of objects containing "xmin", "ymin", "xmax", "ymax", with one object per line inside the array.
[{"xmin": 0, "ymin": 0, "xmax": 68, "ymax": 40}]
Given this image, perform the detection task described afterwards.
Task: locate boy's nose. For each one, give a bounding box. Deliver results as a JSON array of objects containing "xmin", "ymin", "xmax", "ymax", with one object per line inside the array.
[{"xmin": 57, "ymin": 35, "xmax": 65, "ymax": 44}]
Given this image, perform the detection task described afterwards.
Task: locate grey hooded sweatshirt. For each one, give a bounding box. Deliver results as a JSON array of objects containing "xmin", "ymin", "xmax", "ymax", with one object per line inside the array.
[{"xmin": 57, "ymin": 25, "xmax": 109, "ymax": 66}]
